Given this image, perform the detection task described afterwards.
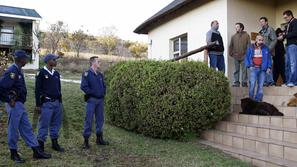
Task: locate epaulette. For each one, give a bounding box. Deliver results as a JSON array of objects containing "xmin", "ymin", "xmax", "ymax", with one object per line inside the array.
[{"xmin": 84, "ymin": 71, "xmax": 88, "ymax": 77}]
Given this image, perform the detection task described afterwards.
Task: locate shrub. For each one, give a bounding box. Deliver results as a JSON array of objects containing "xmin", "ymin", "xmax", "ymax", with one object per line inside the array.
[{"xmin": 105, "ymin": 61, "xmax": 231, "ymax": 140}]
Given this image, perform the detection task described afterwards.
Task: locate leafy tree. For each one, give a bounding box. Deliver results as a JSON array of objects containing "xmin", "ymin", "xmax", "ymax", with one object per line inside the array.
[
  {"xmin": 97, "ymin": 26, "xmax": 119, "ymax": 55},
  {"xmin": 44, "ymin": 21, "xmax": 68, "ymax": 54},
  {"xmin": 11, "ymin": 25, "xmax": 24, "ymax": 51},
  {"xmin": 71, "ymin": 29, "xmax": 89, "ymax": 57},
  {"xmin": 128, "ymin": 42, "xmax": 148, "ymax": 58}
]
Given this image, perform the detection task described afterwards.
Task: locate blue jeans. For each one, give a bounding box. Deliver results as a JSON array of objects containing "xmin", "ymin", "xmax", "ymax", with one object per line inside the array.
[
  {"xmin": 264, "ymin": 72, "xmax": 274, "ymax": 85},
  {"xmin": 5, "ymin": 102, "xmax": 39, "ymax": 149},
  {"xmin": 249, "ymin": 67, "xmax": 266, "ymax": 102},
  {"xmin": 209, "ymin": 54, "xmax": 225, "ymax": 73},
  {"xmin": 285, "ymin": 44, "xmax": 297, "ymax": 85},
  {"xmin": 83, "ymin": 98, "xmax": 104, "ymax": 138},
  {"xmin": 37, "ymin": 100, "xmax": 62, "ymax": 142}
]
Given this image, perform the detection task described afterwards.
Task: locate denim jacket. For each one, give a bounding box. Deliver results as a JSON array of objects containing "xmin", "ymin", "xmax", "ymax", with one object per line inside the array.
[{"xmin": 245, "ymin": 43, "xmax": 272, "ymax": 71}]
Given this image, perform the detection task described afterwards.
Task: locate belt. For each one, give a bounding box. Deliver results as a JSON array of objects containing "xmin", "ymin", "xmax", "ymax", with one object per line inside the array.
[{"xmin": 44, "ymin": 97, "xmax": 59, "ymax": 102}]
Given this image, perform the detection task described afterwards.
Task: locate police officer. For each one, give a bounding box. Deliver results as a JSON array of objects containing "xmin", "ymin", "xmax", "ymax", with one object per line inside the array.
[
  {"xmin": 81, "ymin": 56, "xmax": 109, "ymax": 149},
  {"xmin": 0, "ymin": 50, "xmax": 51, "ymax": 163},
  {"xmin": 35, "ymin": 54, "xmax": 64, "ymax": 152}
]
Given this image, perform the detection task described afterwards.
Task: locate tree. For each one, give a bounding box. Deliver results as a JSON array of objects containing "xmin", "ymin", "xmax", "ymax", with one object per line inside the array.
[
  {"xmin": 97, "ymin": 26, "xmax": 119, "ymax": 55},
  {"xmin": 70, "ymin": 29, "xmax": 89, "ymax": 57},
  {"xmin": 128, "ymin": 42, "xmax": 148, "ymax": 58},
  {"xmin": 11, "ymin": 25, "xmax": 24, "ymax": 51},
  {"xmin": 44, "ymin": 21, "xmax": 68, "ymax": 54}
]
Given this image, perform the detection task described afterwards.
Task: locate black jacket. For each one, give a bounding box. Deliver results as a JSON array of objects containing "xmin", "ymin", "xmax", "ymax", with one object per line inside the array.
[{"xmin": 285, "ymin": 18, "xmax": 297, "ymax": 46}]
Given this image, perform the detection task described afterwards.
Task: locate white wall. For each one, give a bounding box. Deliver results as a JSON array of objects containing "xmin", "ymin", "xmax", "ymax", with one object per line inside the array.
[{"xmin": 148, "ymin": 0, "xmax": 228, "ymax": 66}]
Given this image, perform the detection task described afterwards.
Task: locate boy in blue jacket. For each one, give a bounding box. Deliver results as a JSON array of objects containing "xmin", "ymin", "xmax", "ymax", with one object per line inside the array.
[{"xmin": 245, "ymin": 34, "xmax": 272, "ymax": 101}]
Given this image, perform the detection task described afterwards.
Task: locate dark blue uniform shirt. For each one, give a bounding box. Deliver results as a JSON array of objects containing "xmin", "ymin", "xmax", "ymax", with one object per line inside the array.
[
  {"xmin": 0, "ymin": 64, "xmax": 27, "ymax": 103},
  {"xmin": 35, "ymin": 67, "xmax": 61, "ymax": 107},
  {"xmin": 80, "ymin": 68, "xmax": 106, "ymax": 99}
]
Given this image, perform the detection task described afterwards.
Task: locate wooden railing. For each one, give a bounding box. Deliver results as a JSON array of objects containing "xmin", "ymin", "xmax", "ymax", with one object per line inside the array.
[{"xmin": 171, "ymin": 41, "xmax": 217, "ymax": 62}]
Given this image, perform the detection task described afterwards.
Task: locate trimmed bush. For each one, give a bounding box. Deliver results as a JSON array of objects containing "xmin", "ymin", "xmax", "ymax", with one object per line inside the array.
[{"xmin": 105, "ymin": 61, "xmax": 231, "ymax": 139}]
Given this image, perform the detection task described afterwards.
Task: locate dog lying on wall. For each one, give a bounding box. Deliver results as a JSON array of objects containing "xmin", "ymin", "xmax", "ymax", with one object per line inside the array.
[
  {"xmin": 287, "ymin": 93, "xmax": 297, "ymax": 107},
  {"xmin": 240, "ymin": 98, "xmax": 284, "ymax": 116}
]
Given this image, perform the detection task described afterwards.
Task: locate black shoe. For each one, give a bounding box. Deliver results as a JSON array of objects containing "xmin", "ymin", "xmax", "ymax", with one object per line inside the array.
[
  {"xmin": 241, "ymin": 83, "xmax": 248, "ymax": 87},
  {"xmin": 10, "ymin": 149, "xmax": 25, "ymax": 163},
  {"xmin": 38, "ymin": 140, "xmax": 44, "ymax": 152},
  {"xmin": 52, "ymin": 139, "xmax": 65, "ymax": 152},
  {"xmin": 263, "ymin": 83, "xmax": 269, "ymax": 87},
  {"xmin": 96, "ymin": 132, "xmax": 109, "ymax": 145},
  {"xmin": 32, "ymin": 146, "xmax": 51, "ymax": 159},
  {"xmin": 82, "ymin": 137, "xmax": 90, "ymax": 149},
  {"xmin": 232, "ymin": 84, "xmax": 240, "ymax": 87}
]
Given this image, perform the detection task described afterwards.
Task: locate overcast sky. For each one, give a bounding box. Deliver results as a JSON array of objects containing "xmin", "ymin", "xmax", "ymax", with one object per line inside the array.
[{"xmin": 1, "ymin": 0, "xmax": 173, "ymax": 42}]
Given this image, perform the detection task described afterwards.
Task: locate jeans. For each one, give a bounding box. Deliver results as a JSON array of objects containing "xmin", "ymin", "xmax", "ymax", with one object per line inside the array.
[
  {"xmin": 233, "ymin": 59, "xmax": 247, "ymax": 85},
  {"xmin": 249, "ymin": 67, "xmax": 266, "ymax": 102},
  {"xmin": 209, "ymin": 54, "xmax": 225, "ymax": 73},
  {"xmin": 264, "ymin": 72, "xmax": 274, "ymax": 85},
  {"xmin": 285, "ymin": 44, "xmax": 297, "ymax": 85}
]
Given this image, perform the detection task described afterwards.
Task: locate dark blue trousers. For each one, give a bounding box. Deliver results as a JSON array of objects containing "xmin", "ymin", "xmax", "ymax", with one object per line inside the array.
[
  {"xmin": 83, "ymin": 98, "xmax": 104, "ymax": 138},
  {"xmin": 37, "ymin": 100, "xmax": 62, "ymax": 142},
  {"xmin": 5, "ymin": 102, "xmax": 39, "ymax": 149}
]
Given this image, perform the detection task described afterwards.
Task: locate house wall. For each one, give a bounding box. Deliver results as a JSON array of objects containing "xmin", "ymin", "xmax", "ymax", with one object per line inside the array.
[{"xmin": 148, "ymin": 0, "xmax": 228, "ymax": 67}]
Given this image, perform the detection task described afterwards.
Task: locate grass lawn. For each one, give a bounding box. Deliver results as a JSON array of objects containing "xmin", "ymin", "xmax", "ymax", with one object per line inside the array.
[{"xmin": 0, "ymin": 78, "xmax": 251, "ymax": 167}]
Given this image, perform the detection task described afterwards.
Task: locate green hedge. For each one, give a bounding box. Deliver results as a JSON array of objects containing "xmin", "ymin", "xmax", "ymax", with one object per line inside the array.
[{"xmin": 105, "ymin": 61, "xmax": 231, "ymax": 139}]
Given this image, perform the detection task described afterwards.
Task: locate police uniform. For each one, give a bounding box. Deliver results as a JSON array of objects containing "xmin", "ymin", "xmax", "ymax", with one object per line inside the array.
[
  {"xmin": 0, "ymin": 50, "xmax": 51, "ymax": 163},
  {"xmin": 35, "ymin": 54, "xmax": 64, "ymax": 152},
  {"xmin": 81, "ymin": 68, "xmax": 108, "ymax": 148}
]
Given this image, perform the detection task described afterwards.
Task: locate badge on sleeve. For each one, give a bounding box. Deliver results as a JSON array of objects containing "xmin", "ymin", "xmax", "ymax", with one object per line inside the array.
[
  {"xmin": 10, "ymin": 73, "xmax": 15, "ymax": 79},
  {"xmin": 84, "ymin": 71, "xmax": 88, "ymax": 77}
]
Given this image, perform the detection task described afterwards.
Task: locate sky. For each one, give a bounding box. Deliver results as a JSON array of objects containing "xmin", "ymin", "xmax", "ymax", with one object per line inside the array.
[{"xmin": 1, "ymin": 0, "xmax": 173, "ymax": 42}]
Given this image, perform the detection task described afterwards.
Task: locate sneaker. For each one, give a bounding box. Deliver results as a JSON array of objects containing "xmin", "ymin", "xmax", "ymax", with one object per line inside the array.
[
  {"xmin": 241, "ymin": 83, "xmax": 248, "ymax": 87},
  {"xmin": 232, "ymin": 84, "xmax": 240, "ymax": 87},
  {"xmin": 287, "ymin": 83, "xmax": 294, "ymax": 87}
]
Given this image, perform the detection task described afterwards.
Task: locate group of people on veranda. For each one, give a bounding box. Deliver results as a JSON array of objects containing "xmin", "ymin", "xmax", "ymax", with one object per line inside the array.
[{"xmin": 207, "ymin": 10, "xmax": 297, "ymax": 102}]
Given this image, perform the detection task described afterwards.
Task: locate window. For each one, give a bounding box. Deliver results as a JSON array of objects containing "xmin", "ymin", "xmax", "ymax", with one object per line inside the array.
[
  {"xmin": 171, "ymin": 34, "xmax": 187, "ymax": 58},
  {"xmin": 0, "ymin": 26, "xmax": 14, "ymax": 45}
]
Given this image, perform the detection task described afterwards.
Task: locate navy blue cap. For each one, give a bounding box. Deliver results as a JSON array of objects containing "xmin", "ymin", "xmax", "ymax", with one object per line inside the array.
[
  {"xmin": 13, "ymin": 50, "xmax": 29, "ymax": 59},
  {"xmin": 43, "ymin": 54, "xmax": 59, "ymax": 63}
]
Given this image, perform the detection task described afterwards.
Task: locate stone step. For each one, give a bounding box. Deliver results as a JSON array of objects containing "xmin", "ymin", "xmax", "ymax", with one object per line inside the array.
[
  {"xmin": 231, "ymin": 86, "xmax": 297, "ymax": 97},
  {"xmin": 232, "ymin": 95, "xmax": 294, "ymax": 107},
  {"xmin": 214, "ymin": 121, "xmax": 297, "ymax": 145},
  {"xmin": 199, "ymin": 139, "xmax": 297, "ymax": 167},
  {"xmin": 202, "ymin": 129, "xmax": 297, "ymax": 158},
  {"xmin": 224, "ymin": 113, "xmax": 297, "ymax": 129},
  {"xmin": 231, "ymin": 104, "xmax": 297, "ymax": 117}
]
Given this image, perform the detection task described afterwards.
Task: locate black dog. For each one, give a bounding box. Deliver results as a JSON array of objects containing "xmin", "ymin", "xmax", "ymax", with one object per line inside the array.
[{"xmin": 240, "ymin": 98, "xmax": 283, "ymax": 116}]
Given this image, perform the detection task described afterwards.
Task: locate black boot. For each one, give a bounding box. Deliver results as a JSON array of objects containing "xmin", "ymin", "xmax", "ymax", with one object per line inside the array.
[
  {"xmin": 82, "ymin": 137, "xmax": 90, "ymax": 149},
  {"xmin": 32, "ymin": 146, "xmax": 51, "ymax": 159},
  {"xmin": 51, "ymin": 138, "xmax": 64, "ymax": 152},
  {"xmin": 10, "ymin": 149, "xmax": 25, "ymax": 163},
  {"xmin": 96, "ymin": 132, "xmax": 109, "ymax": 145},
  {"xmin": 38, "ymin": 140, "xmax": 44, "ymax": 152}
]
